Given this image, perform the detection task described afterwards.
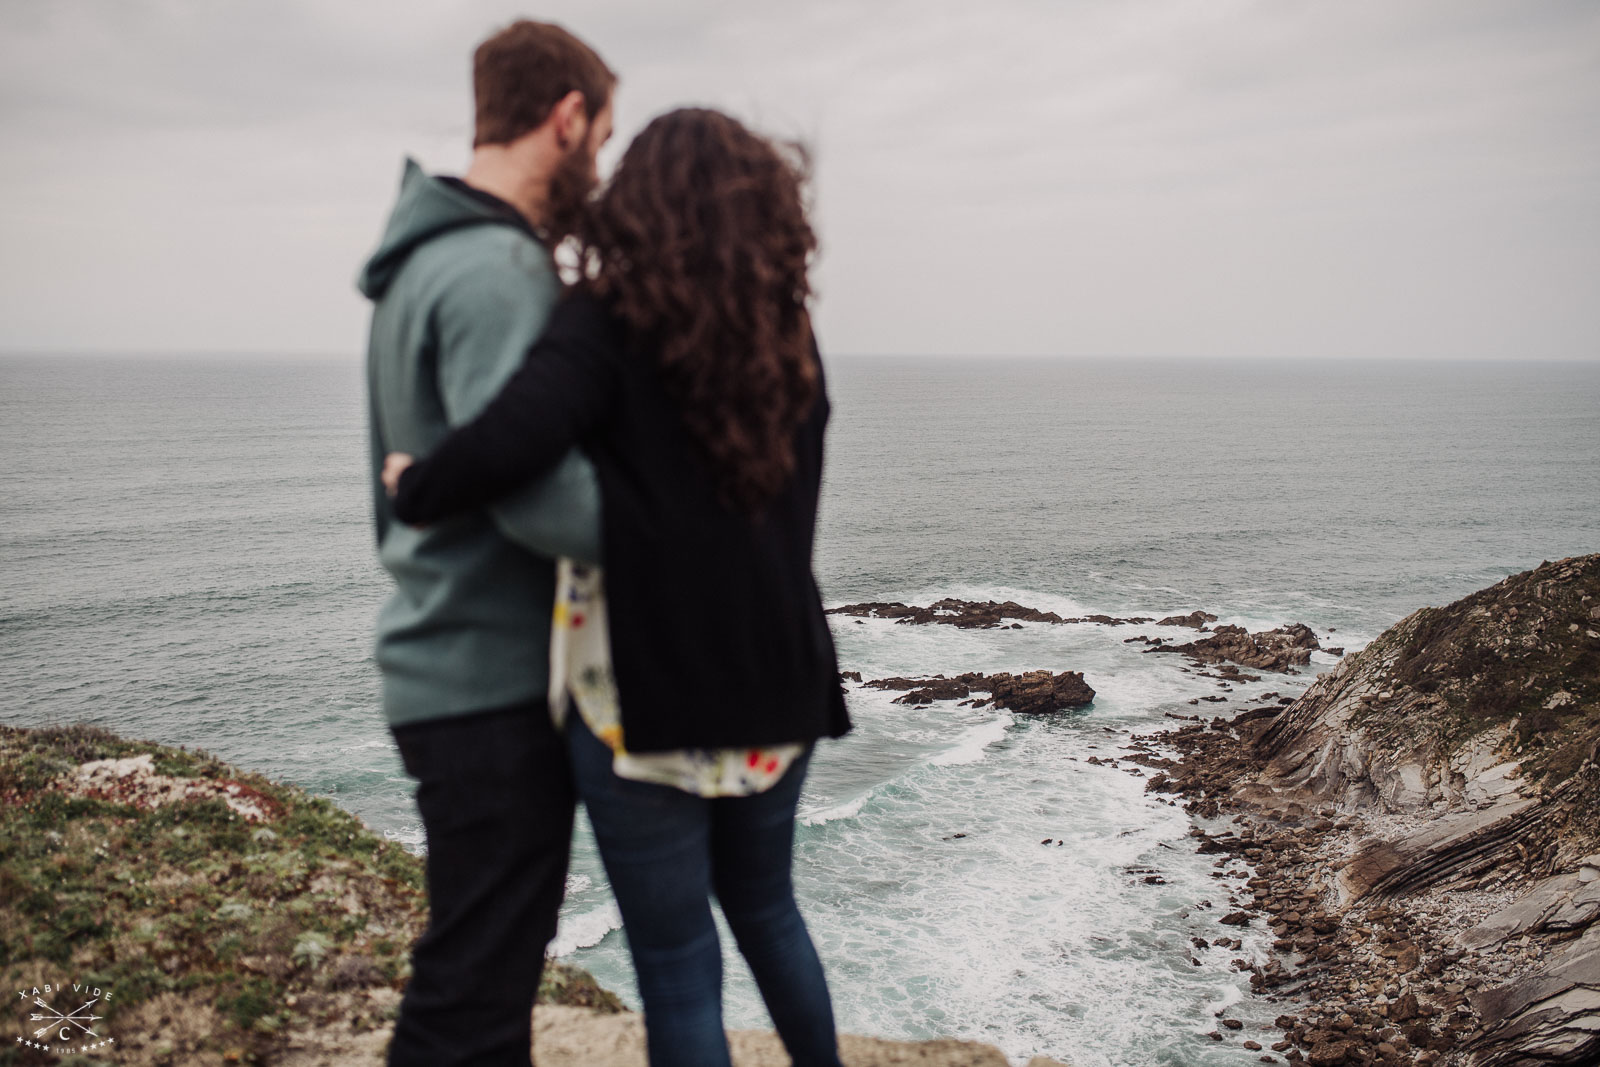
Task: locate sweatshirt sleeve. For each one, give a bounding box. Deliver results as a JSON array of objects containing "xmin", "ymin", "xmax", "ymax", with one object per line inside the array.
[
  {"xmin": 395, "ymin": 295, "xmax": 620, "ymax": 525},
  {"xmin": 430, "ymin": 241, "xmax": 602, "ymax": 563}
]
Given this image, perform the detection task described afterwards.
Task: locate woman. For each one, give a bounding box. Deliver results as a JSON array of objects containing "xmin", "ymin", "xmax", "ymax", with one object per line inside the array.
[{"xmin": 382, "ymin": 108, "xmax": 851, "ymax": 1067}]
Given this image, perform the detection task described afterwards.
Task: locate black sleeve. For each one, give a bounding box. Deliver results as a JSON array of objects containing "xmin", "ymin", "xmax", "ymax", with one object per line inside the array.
[{"xmin": 393, "ymin": 295, "xmax": 619, "ymax": 525}]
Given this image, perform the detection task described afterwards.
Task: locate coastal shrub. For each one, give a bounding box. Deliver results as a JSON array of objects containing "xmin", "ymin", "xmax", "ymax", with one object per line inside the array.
[
  {"xmin": 213, "ymin": 933, "xmax": 245, "ymax": 964},
  {"xmin": 0, "ymin": 867, "xmax": 28, "ymax": 908},
  {"xmin": 0, "ymin": 723, "xmax": 624, "ymax": 1061},
  {"xmin": 373, "ymin": 841, "xmax": 424, "ymax": 890},
  {"xmin": 218, "ymin": 976, "xmax": 277, "ymax": 1029},
  {"xmin": 151, "ymin": 750, "xmax": 205, "ymax": 777},
  {"xmin": 1451, "ymin": 643, "xmax": 1501, "ymax": 681},
  {"xmin": 110, "ymin": 961, "xmax": 174, "ymax": 1004},
  {"xmin": 1393, "ymin": 609, "xmax": 1450, "ymax": 681},
  {"xmin": 15, "ymin": 884, "xmax": 57, "ymax": 918}
]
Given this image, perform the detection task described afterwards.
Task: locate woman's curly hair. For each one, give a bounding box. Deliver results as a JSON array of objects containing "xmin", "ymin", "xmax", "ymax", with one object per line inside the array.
[{"xmin": 576, "ymin": 108, "xmax": 819, "ymax": 514}]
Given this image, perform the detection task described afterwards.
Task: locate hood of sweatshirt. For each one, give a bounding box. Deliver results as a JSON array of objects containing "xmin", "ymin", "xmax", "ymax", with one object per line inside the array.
[{"xmin": 356, "ymin": 158, "xmax": 529, "ymax": 301}]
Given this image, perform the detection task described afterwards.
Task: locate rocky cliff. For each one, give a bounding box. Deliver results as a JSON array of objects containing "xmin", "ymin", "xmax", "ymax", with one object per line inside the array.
[
  {"xmin": 1146, "ymin": 555, "xmax": 1600, "ymax": 1066},
  {"xmin": 1253, "ymin": 555, "xmax": 1599, "ymax": 845}
]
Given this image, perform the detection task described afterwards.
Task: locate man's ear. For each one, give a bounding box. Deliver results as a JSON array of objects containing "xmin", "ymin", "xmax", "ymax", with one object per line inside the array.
[{"xmin": 551, "ymin": 90, "xmax": 589, "ymax": 151}]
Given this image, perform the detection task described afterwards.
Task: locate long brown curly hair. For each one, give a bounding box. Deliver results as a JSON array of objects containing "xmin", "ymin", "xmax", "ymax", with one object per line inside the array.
[{"xmin": 576, "ymin": 108, "xmax": 819, "ymax": 514}]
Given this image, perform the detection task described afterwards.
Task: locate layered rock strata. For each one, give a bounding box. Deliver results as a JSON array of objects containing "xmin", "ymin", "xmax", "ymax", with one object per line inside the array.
[{"xmin": 1140, "ymin": 555, "xmax": 1600, "ymax": 1066}]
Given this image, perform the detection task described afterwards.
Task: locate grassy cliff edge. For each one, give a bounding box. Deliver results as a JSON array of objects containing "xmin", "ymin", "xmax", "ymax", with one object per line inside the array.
[{"xmin": 0, "ymin": 723, "xmax": 621, "ymax": 1066}]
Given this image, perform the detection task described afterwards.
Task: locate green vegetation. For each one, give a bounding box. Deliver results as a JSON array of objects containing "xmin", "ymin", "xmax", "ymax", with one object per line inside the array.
[
  {"xmin": 1337, "ymin": 557, "xmax": 1600, "ymax": 855},
  {"xmin": 1375, "ymin": 557, "xmax": 1600, "ymax": 783},
  {"xmin": 0, "ymin": 723, "xmax": 621, "ymax": 1066}
]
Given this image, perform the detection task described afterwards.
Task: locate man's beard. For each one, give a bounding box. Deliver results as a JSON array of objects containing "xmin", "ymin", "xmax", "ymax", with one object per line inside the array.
[{"xmin": 543, "ymin": 143, "xmax": 596, "ymax": 244}]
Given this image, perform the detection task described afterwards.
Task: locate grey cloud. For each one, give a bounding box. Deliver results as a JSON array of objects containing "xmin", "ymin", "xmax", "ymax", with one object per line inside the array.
[{"xmin": 0, "ymin": 0, "xmax": 1595, "ymax": 359}]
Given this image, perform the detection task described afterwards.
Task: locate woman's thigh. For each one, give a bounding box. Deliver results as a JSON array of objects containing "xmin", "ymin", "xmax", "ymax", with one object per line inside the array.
[
  {"xmin": 709, "ymin": 747, "xmax": 812, "ymax": 916},
  {"xmin": 566, "ymin": 714, "xmax": 716, "ymax": 947}
]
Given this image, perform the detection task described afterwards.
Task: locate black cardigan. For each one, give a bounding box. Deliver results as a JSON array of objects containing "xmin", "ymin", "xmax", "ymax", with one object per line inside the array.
[{"xmin": 393, "ymin": 291, "xmax": 851, "ymax": 753}]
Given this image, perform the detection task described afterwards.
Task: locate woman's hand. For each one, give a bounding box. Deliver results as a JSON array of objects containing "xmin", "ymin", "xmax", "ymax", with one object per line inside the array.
[{"xmin": 382, "ymin": 452, "xmax": 415, "ymax": 498}]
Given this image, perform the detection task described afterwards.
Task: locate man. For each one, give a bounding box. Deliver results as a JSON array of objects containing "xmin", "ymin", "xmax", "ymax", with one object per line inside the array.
[{"xmin": 355, "ymin": 20, "xmax": 615, "ymax": 1067}]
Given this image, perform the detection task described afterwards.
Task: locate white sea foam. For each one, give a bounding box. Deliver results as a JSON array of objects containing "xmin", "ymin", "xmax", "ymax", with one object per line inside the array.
[
  {"xmin": 928, "ymin": 715, "xmax": 1011, "ymax": 766},
  {"xmin": 337, "ymin": 737, "xmax": 393, "ymax": 753},
  {"xmin": 550, "ymin": 902, "xmax": 622, "ymax": 958},
  {"xmin": 1201, "ymin": 982, "xmax": 1245, "ymax": 1024},
  {"xmin": 384, "ymin": 824, "xmax": 425, "ymax": 851},
  {"xmin": 800, "ymin": 791, "xmax": 872, "ymax": 826}
]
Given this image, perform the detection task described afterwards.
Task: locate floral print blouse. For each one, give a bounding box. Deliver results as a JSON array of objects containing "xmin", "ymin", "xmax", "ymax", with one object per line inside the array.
[{"xmin": 547, "ymin": 559, "xmax": 803, "ymax": 797}]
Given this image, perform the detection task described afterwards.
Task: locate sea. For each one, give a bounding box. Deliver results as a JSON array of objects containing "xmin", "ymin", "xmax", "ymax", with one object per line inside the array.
[{"xmin": 2, "ymin": 353, "xmax": 1597, "ymax": 1065}]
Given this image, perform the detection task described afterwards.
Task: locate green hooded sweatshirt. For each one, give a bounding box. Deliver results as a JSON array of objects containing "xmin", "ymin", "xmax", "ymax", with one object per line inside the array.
[{"xmin": 358, "ymin": 158, "xmax": 601, "ymax": 728}]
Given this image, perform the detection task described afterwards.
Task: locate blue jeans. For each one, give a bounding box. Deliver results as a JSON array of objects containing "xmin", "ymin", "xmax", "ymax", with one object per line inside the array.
[{"xmin": 567, "ymin": 712, "xmax": 844, "ymax": 1067}]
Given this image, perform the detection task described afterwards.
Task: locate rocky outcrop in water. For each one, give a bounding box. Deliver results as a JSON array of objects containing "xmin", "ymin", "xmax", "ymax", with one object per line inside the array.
[
  {"xmin": 826, "ymin": 598, "xmax": 1201, "ymax": 629},
  {"xmin": 861, "ymin": 670, "xmax": 1095, "ymax": 713},
  {"xmin": 986, "ymin": 670, "xmax": 1097, "ymax": 713},
  {"xmin": 1159, "ymin": 610, "xmax": 1220, "ymax": 628},
  {"xmin": 1143, "ymin": 555, "xmax": 1600, "ymax": 1066},
  {"xmin": 1151, "ymin": 622, "xmax": 1324, "ymax": 673},
  {"xmin": 830, "ymin": 599, "xmax": 1072, "ymax": 627}
]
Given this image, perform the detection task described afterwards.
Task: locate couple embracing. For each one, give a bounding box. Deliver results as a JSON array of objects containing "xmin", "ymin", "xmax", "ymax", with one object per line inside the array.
[{"xmin": 359, "ymin": 19, "xmax": 853, "ymax": 1067}]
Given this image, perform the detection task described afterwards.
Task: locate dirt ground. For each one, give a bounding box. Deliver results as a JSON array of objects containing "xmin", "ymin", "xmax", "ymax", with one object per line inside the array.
[{"xmin": 268, "ymin": 1002, "xmax": 1070, "ymax": 1067}]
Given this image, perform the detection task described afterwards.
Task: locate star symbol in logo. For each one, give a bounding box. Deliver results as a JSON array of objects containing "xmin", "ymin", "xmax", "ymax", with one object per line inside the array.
[{"xmin": 26, "ymin": 993, "xmax": 106, "ymax": 1046}]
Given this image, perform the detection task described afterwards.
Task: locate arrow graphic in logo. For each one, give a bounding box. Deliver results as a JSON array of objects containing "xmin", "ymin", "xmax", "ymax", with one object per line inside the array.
[{"xmin": 29, "ymin": 996, "xmax": 102, "ymax": 1040}]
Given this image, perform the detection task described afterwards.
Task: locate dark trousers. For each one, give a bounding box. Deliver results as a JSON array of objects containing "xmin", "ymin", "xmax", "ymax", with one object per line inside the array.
[
  {"xmin": 386, "ymin": 701, "xmax": 576, "ymax": 1067},
  {"xmin": 567, "ymin": 712, "xmax": 844, "ymax": 1067}
]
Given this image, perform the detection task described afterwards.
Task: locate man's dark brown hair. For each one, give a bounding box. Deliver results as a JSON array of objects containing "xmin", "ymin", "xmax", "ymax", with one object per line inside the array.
[{"xmin": 473, "ymin": 20, "xmax": 615, "ymax": 147}]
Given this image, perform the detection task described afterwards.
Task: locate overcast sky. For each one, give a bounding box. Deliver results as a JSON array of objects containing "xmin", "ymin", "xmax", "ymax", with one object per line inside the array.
[{"xmin": 1, "ymin": 0, "xmax": 1596, "ymax": 360}]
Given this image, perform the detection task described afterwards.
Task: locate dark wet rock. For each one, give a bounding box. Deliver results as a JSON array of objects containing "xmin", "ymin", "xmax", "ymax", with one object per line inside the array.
[
  {"xmin": 1152, "ymin": 623, "xmax": 1322, "ymax": 673},
  {"xmin": 862, "ymin": 670, "xmax": 1094, "ymax": 713},
  {"xmin": 983, "ymin": 670, "xmax": 1095, "ymax": 713},
  {"xmin": 1306, "ymin": 1039, "xmax": 1356, "ymax": 1065},
  {"xmin": 827, "ymin": 598, "xmax": 1068, "ymax": 628},
  {"xmin": 839, "ymin": 670, "xmax": 862, "ymax": 682},
  {"xmin": 888, "ymin": 674, "xmax": 989, "ymax": 704},
  {"xmin": 1159, "ymin": 610, "xmax": 1219, "ymax": 628},
  {"xmin": 828, "ymin": 598, "xmax": 1183, "ymax": 629},
  {"xmin": 1197, "ymin": 663, "xmax": 1265, "ymax": 683}
]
